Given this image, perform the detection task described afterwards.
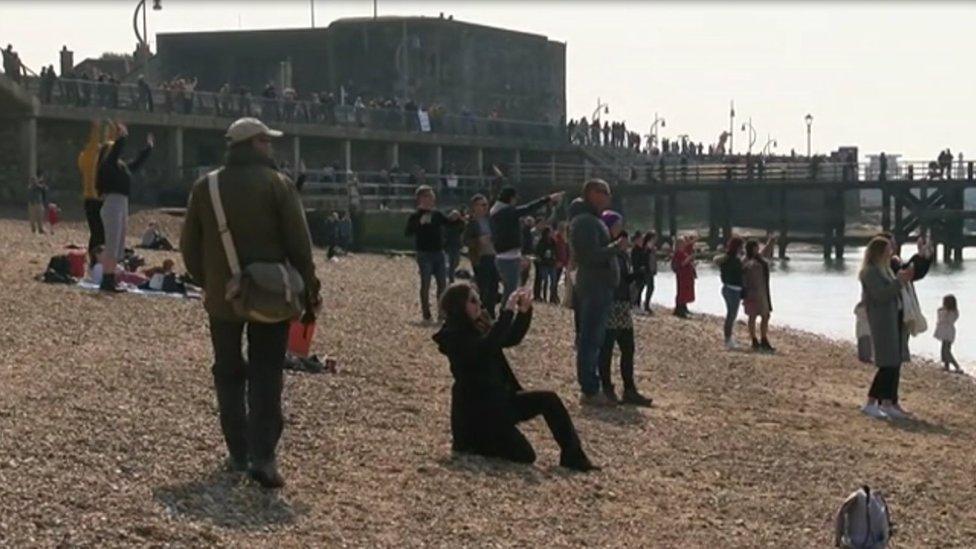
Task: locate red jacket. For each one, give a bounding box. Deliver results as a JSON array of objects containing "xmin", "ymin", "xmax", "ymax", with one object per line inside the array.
[{"xmin": 554, "ymin": 232, "xmax": 570, "ymax": 268}]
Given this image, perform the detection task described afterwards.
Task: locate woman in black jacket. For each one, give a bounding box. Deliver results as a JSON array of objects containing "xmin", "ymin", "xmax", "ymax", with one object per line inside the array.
[{"xmin": 433, "ymin": 284, "xmax": 596, "ymax": 471}]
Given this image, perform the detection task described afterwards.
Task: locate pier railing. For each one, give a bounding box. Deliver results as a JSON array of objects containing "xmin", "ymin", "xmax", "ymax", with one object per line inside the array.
[{"xmin": 25, "ymin": 77, "xmax": 562, "ymax": 143}]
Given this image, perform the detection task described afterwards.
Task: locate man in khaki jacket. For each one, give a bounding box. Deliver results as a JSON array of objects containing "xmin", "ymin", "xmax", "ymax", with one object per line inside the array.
[{"xmin": 181, "ymin": 117, "xmax": 321, "ymax": 488}]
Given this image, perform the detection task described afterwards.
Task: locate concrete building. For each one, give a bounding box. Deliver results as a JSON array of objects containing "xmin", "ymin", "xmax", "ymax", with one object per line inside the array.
[{"xmin": 155, "ymin": 16, "xmax": 566, "ymax": 124}]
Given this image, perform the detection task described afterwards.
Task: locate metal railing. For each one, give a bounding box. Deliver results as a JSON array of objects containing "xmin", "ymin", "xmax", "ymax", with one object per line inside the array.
[{"xmin": 24, "ymin": 76, "xmax": 562, "ymax": 142}]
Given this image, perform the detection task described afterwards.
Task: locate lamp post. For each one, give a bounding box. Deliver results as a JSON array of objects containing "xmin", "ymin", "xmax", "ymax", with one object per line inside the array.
[
  {"xmin": 804, "ymin": 113, "xmax": 813, "ymax": 157},
  {"xmin": 741, "ymin": 117, "xmax": 757, "ymax": 155},
  {"xmin": 646, "ymin": 113, "xmax": 665, "ymax": 150},
  {"xmin": 762, "ymin": 135, "xmax": 778, "ymax": 157},
  {"xmin": 592, "ymin": 97, "xmax": 609, "ymax": 122},
  {"xmin": 729, "ymin": 100, "xmax": 735, "ymax": 155},
  {"xmin": 133, "ymin": 0, "xmax": 162, "ymax": 50}
]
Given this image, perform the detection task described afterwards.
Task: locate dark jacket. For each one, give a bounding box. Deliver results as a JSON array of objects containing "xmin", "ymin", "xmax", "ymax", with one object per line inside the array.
[
  {"xmin": 718, "ymin": 254, "xmax": 744, "ymax": 287},
  {"xmin": 535, "ymin": 235, "xmax": 556, "ymax": 267},
  {"xmin": 180, "ymin": 144, "xmax": 321, "ymax": 321},
  {"xmin": 490, "ymin": 196, "xmax": 550, "ymax": 254},
  {"xmin": 432, "ymin": 309, "xmax": 532, "ymax": 453},
  {"xmin": 568, "ymin": 198, "xmax": 620, "ymax": 295},
  {"xmin": 613, "ymin": 252, "xmax": 638, "ymax": 302},
  {"xmin": 405, "ymin": 209, "xmax": 456, "ymax": 253},
  {"xmin": 631, "ymin": 246, "xmax": 649, "ymax": 276},
  {"xmin": 96, "ymin": 135, "xmax": 152, "ymax": 197}
]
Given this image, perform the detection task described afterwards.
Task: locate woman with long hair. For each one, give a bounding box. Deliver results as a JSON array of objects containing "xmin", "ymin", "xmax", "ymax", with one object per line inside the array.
[
  {"xmin": 859, "ymin": 236, "xmax": 915, "ymax": 419},
  {"xmin": 715, "ymin": 237, "xmax": 745, "ymax": 349},
  {"xmin": 742, "ymin": 236, "xmax": 777, "ymax": 352},
  {"xmin": 432, "ymin": 284, "xmax": 597, "ymax": 471}
]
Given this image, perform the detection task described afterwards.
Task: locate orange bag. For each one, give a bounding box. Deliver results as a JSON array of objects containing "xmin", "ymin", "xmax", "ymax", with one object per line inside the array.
[{"xmin": 288, "ymin": 319, "xmax": 315, "ymax": 358}]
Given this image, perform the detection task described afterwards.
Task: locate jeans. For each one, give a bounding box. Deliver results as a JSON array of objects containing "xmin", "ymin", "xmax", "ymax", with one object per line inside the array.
[
  {"xmin": 941, "ymin": 341, "xmax": 959, "ymax": 368},
  {"xmin": 474, "ymin": 255, "xmax": 500, "ymax": 318},
  {"xmin": 599, "ymin": 328, "xmax": 636, "ymax": 391},
  {"xmin": 209, "ymin": 318, "xmax": 289, "ymax": 467},
  {"xmin": 552, "ymin": 268, "xmax": 564, "ymax": 304},
  {"xmin": 417, "ymin": 251, "xmax": 447, "ymax": 319},
  {"xmin": 537, "ymin": 265, "xmax": 556, "ymax": 302},
  {"xmin": 868, "ymin": 366, "xmax": 901, "ymax": 402},
  {"xmin": 721, "ymin": 285, "xmax": 742, "ymax": 340},
  {"xmin": 575, "ymin": 286, "xmax": 614, "ymax": 395},
  {"xmin": 643, "ymin": 274, "xmax": 656, "ymax": 310},
  {"xmin": 631, "ymin": 277, "xmax": 646, "ymax": 307},
  {"xmin": 496, "ymin": 256, "xmax": 522, "ymax": 307},
  {"xmin": 446, "ymin": 247, "xmax": 461, "ymax": 283}
]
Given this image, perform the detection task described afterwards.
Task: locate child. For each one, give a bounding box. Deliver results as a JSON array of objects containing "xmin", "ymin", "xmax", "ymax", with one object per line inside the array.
[
  {"xmin": 854, "ymin": 301, "xmax": 872, "ymax": 363},
  {"xmin": 934, "ymin": 294, "xmax": 962, "ymax": 372},
  {"xmin": 46, "ymin": 202, "xmax": 60, "ymax": 234},
  {"xmin": 597, "ymin": 211, "xmax": 653, "ymax": 406}
]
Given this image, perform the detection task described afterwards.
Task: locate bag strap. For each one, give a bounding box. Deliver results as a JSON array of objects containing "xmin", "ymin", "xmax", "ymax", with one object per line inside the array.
[{"xmin": 207, "ymin": 169, "xmax": 242, "ymax": 277}]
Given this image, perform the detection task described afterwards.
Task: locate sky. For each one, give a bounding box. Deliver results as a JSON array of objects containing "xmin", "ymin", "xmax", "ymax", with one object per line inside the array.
[{"xmin": 2, "ymin": 1, "xmax": 973, "ymax": 160}]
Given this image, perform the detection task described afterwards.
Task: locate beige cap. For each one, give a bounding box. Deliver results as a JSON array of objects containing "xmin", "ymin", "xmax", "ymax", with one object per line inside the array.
[{"xmin": 225, "ymin": 117, "xmax": 283, "ymax": 144}]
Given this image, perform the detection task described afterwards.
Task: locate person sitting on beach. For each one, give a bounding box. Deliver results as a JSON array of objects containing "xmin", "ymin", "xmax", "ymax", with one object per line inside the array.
[
  {"xmin": 140, "ymin": 222, "xmax": 174, "ymax": 251},
  {"xmin": 934, "ymin": 294, "xmax": 962, "ymax": 373},
  {"xmin": 88, "ymin": 246, "xmax": 149, "ymax": 288},
  {"xmin": 432, "ymin": 284, "xmax": 598, "ymax": 472}
]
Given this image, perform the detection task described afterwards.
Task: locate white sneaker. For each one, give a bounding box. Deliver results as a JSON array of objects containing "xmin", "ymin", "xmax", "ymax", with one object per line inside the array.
[
  {"xmin": 725, "ymin": 338, "xmax": 739, "ymax": 350},
  {"xmin": 880, "ymin": 404, "xmax": 908, "ymax": 420},
  {"xmin": 860, "ymin": 402, "xmax": 888, "ymax": 420}
]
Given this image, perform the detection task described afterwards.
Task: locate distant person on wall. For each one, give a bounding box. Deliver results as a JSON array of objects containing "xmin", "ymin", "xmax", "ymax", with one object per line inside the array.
[
  {"xmin": 568, "ymin": 179, "xmax": 619, "ymax": 406},
  {"xmin": 934, "ymin": 294, "xmax": 962, "ymax": 373},
  {"xmin": 641, "ymin": 232, "xmax": 659, "ymax": 314},
  {"xmin": 859, "ymin": 236, "xmax": 915, "ymax": 420},
  {"xmin": 671, "ymin": 235, "xmax": 697, "ymax": 318},
  {"xmin": 405, "ymin": 185, "xmax": 462, "ymax": 322},
  {"xmin": 136, "ymin": 75, "xmax": 153, "ymax": 113},
  {"xmin": 742, "ymin": 236, "xmax": 777, "ymax": 352},
  {"xmin": 489, "ymin": 186, "xmax": 563, "ymax": 307},
  {"xmin": 96, "ymin": 122, "xmax": 154, "ymax": 292},
  {"xmin": 433, "ymin": 284, "xmax": 598, "ymax": 472}
]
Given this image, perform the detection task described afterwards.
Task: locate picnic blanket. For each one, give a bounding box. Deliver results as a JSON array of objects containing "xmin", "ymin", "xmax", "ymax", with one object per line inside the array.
[{"xmin": 75, "ymin": 280, "xmax": 202, "ymax": 300}]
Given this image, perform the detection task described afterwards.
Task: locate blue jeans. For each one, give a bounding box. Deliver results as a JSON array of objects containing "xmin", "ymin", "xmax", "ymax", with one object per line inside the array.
[
  {"xmin": 721, "ymin": 285, "xmax": 742, "ymax": 340},
  {"xmin": 496, "ymin": 256, "xmax": 522, "ymax": 307},
  {"xmin": 575, "ymin": 286, "xmax": 614, "ymax": 395},
  {"xmin": 417, "ymin": 251, "xmax": 447, "ymax": 319}
]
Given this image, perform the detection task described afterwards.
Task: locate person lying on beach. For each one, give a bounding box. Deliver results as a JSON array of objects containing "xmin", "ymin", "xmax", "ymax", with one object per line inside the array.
[{"xmin": 433, "ymin": 284, "xmax": 598, "ymax": 472}]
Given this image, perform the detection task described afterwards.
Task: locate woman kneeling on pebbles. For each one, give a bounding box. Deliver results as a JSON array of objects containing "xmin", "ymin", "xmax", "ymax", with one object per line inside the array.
[{"xmin": 433, "ymin": 284, "xmax": 598, "ymax": 472}]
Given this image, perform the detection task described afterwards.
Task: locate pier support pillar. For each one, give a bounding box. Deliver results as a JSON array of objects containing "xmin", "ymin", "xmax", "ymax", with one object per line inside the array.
[
  {"xmin": 653, "ymin": 185, "xmax": 664, "ymax": 240},
  {"xmin": 292, "ymin": 135, "xmax": 301, "ymax": 172},
  {"xmin": 668, "ymin": 189, "xmax": 678, "ymax": 242},
  {"xmin": 777, "ymin": 188, "xmax": 789, "ymax": 259},
  {"xmin": 387, "ymin": 142, "xmax": 399, "ymax": 169},
  {"xmin": 881, "ymin": 185, "xmax": 891, "ymax": 233},
  {"xmin": 343, "ymin": 139, "xmax": 352, "ymax": 173},
  {"xmin": 21, "ymin": 116, "xmax": 37, "ymax": 184},
  {"xmin": 707, "ymin": 191, "xmax": 719, "ymax": 250},
  {"xmin": 513, "ymin": 149, "xmax": 521, "ymax": 182},
  {"xmin": 834, "ymin": 189, "xmax": 846, "ymax": 260},
  {"xmin": 168, "ymin": 126, "xmax": 183, "ymax": 182}
]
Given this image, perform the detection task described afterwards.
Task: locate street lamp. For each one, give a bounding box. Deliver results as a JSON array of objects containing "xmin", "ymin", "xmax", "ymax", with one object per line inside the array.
[
  {"xmin": 740, "ymin": 117, "xmax": 757, "ymax": 154},
  {"xmin": 645, "ymin": 113, "xmax": 665, "ymax": 150},
  {"xmin": 592, "ymin": 97, "xmax": 609, "ymax": 122},
  {"xmin": 804, "ymin": 113, "xmax": 813, "ymax": 157},
  {"xmin": 729, "ymin": 100, "xmax": 735, "ymax": 155},
  {"xmin": 762, "ymin": 135, "xmax": 778, "ymax": 157},
  {"xmin": 133, "ymin": 0, "xmax": 162, "ymax": 50}
]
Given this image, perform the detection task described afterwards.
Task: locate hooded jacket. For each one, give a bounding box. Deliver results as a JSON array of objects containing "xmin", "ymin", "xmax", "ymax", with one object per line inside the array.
[
  {"xmin": 78, "ymin": 122, "xmax": 108, "ymax": 200},
  {"xmin": 432, "ymin": 309, "xmax": 531, "ymax": 452}
]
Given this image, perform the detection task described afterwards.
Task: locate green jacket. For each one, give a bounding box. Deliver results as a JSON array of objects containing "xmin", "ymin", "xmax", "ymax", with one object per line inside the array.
[{"xmin": 180, "ymin": 145, "xmax": 321, "ymax": 321}]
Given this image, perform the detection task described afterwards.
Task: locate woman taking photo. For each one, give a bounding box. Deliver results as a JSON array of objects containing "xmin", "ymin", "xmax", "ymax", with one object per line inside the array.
[
  {"xmin": 715, "ymin": 237, "xmax": 744, "ymax": 349},
  {"xmin": 432, "ymin": 284, "xmax": 597, "ymax": 471},
  {"xmin": 742, "ymin": 236, "xmax": 776, "ymax": 352},
  {"xmin": 859, "ymin": 236, "xmax": 915, "ymax": 420}
]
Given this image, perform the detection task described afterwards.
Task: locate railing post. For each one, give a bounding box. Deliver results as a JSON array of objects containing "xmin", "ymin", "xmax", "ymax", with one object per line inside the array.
[{"xmin": 968, "ymin": 161, "xmax": 974, "ymax": 181}]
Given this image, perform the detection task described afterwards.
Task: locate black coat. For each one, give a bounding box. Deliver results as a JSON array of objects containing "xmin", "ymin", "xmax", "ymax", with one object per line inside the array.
[{"xmin": 432, "ymin": 309, "xmax": 532, "ymax": 453}]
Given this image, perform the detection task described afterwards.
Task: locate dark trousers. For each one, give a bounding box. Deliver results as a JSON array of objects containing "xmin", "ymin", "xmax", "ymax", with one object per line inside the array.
[
  {"xmin": 552, "ymin": 267, "xmax": 563, "ymax": 304},
  {"xmin": 446, "ymin": 247, "xmax": 461, "ymax": 283},
  {"xmin": 417, "ymin": 251, "xmax": 447, "ymax": 320},
  {"xmin": 84, "ymin": 198, "xmax": 105, "ymax": 264},
  {"xmin": 474, "ymin": 254, "xmax": 500, "ymax": 318},
  {"xmin": 482, "ymin": 391, "xmax": 582, "ymax": 464},
  {"xmin": 868, "ymin": 366, "xmax": 901, "ymax": 402},
  {"xmin": 631, "ymin": 276, "xmax": 646, "ymax": 307},
  {"xmin": 643, "ymin": 275, "xmax": 656, "ymax": 310},
  {"xmin": 209, "ymin": 318, "xmax": 289, "ymax": 467},
  {"xmin": 537, "ymin": 264, "xmax": 556, "ymax": 302},
  {"xmin": 599, "ymin": 327, "xmax": 636, "ymax": 391},
  {"xmin": 532, "ymin": 261, "xmax": 544, "ymax": 299}
]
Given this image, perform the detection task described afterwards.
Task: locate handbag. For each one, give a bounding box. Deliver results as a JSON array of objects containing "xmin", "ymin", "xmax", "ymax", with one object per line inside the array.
[{"xmin": 207, "ymin": 169, "xmax": 306, "ymax": 323}]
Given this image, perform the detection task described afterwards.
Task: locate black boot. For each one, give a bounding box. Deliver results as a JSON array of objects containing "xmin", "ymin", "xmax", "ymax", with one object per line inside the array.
[
  {"xmin": 761, "ymin": 338, "xmax": 776, "ymax": 353},
  {"xmin": 248, "ymin": 461, "xmax": 286, "ymax": 489},
  {"xmin": 99, "ymin": 273, "xmax": 124, "ymax": 293},
  {"xmin": 560, "ymin": 447, "xmax": 600, "ymax": 472},
  {"xmin": 751, "ymin": 338, "xmax": 761, "ymax": 351},
  {"xmin": 622, "ymin": 387, "xmax": 653, "ymax": 407},
  {"xmin": 602, "ymin": 384, "xmax": 619, "ymax": 404}
]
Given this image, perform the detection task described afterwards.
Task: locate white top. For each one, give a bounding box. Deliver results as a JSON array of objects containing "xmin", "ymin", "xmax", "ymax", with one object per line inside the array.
[
  {"xmin": 933, "ymin": 308, "xmax": 958, "ymax": 342},
  {"xmin": 854, "ymin": 303, "xmax": 871, "ymax": 339}
]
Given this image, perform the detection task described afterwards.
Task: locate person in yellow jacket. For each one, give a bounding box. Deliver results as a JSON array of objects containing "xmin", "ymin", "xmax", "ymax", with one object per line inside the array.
[{"xmin": 78, "ymin": 120, "xmax": 113, "ymax": 263}]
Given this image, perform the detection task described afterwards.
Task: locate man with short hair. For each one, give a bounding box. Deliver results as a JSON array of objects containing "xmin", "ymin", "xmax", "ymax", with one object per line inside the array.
[
  {"xmin": 490, "ymin": 186, "xmax": 563, "ymax": 307},
  {"xmin": 405, "ymin": 185, "xmax": 460, "ymax": 322},
  {"xmin": 181, "ymin": 117, "xmax": 322, "ymax": 488},
  {"xmin": 569, "ymin": 179, "xmax": 621, "ymax": 406}
]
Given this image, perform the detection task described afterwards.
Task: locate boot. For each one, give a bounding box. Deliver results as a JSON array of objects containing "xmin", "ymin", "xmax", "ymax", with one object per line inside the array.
[
  {"xmin": 622, "ymin": 387, "xmax": 653, "ymax": 407},
  {"xmin": 99, "ymin": 273, "xmax": 125, "ymax": 293},
  {"xmin": 751, "ymin": 337, "xmax": 761, "ymax": 351},
  {"xmin": 248, "ymin": 461, "xmax": 286, "ymax": 489},
  {"xmin": 225, "ymin": 455, "xmax": 248, "ymax": 473},
  {"xmin": 602, "ymin": 384, "xmax": 620, "ymax": 404},
  {"xmin": 559, "ymin": 447, "xmax": 600, "ymax": 472},
  {"xmin": 761, "ymin": 338, "xmax": 776, "ymax": 353}
]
